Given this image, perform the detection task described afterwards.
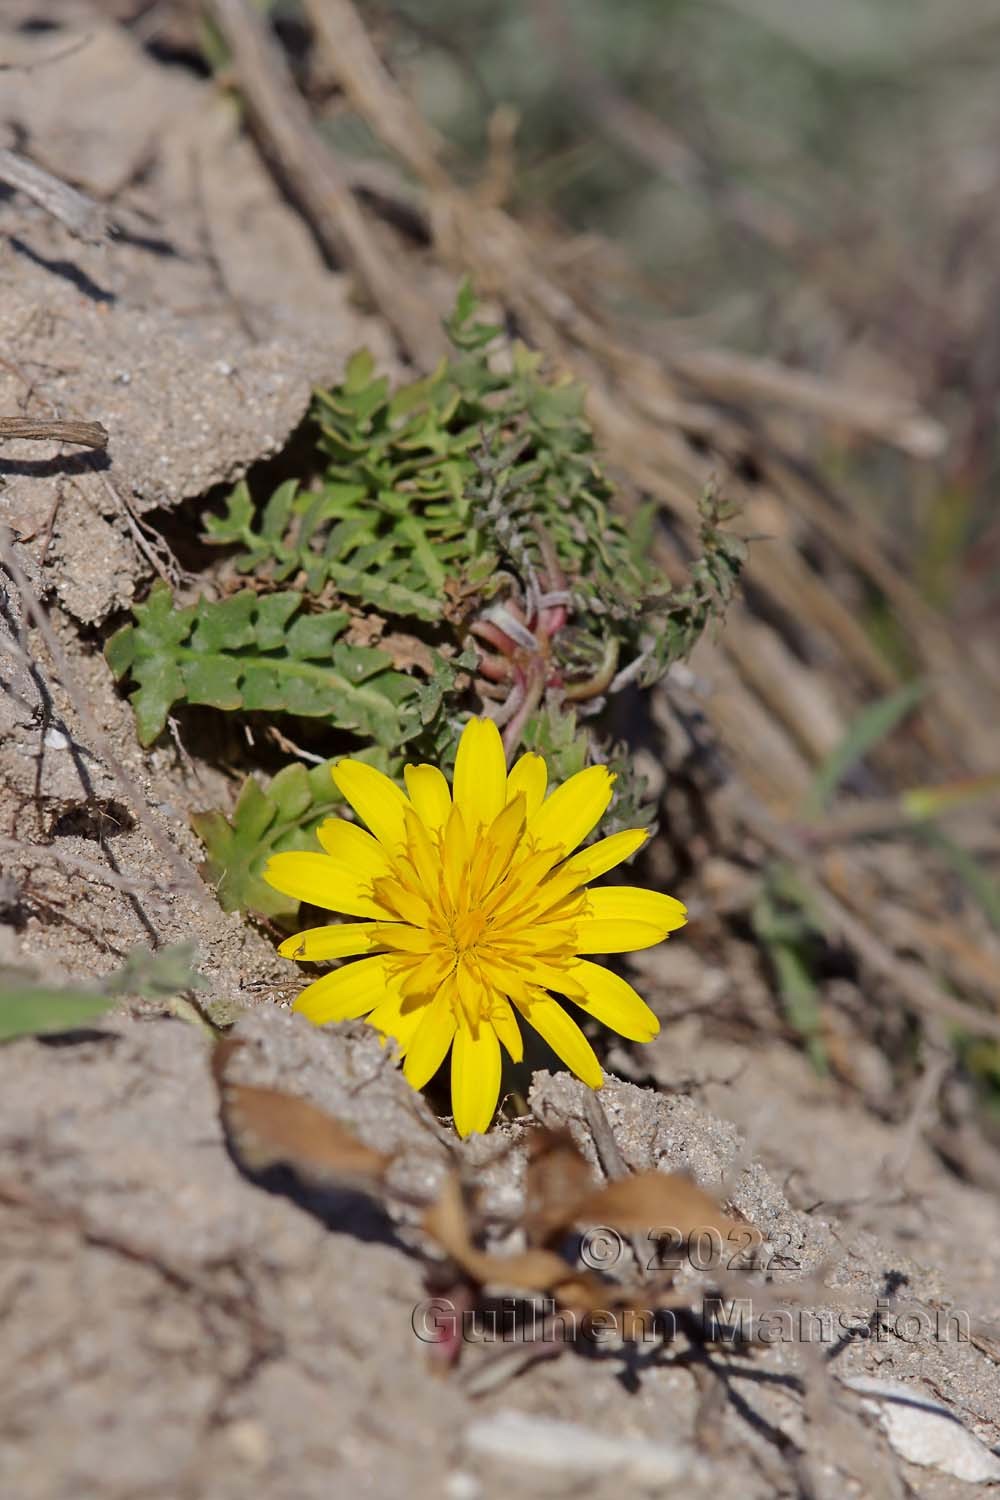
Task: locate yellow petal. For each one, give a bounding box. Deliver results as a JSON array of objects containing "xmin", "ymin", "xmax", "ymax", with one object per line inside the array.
[
  {"xmin": 557, "ymin": 827, "xmax": 649, "ymax": 885},
  {"xmin": 453, "ymin": 717, "xmax": 506, "ymax": 830},
  {"xmin": 441, "ymin": 802, "xmax": 469, "ymax": 906},
  {"xmin": 512, "ymin": 988, "xmax": 603, "ymax": 1089},
  {"xmin": 524, "ymin": 866, "xmax": 591, "ymax": 921},
  {"xmin": 493, "ymin": 922, "xmax": 583, "ymax": 957},
  {"xmin": 403, "ymin": 981, "xmax": 458, "ymax": 1090},
  {"xmin": 483, "ymin": 845, "xmax": 563, "ymax": 920},
  {"xmin": 316, "ymin": 817, "xmax": 393, "ymax": 880},
  {"xmin": 404, "ymin": 763, "xmax": 451, "ymax": 833},
  {"xmin": 491, "ymin": 966, "xmax": 531, "ymax": 1006},
  {"xmin": 292, "ymin": 954, "xmax": 392, "ymax": 1025},
  {"xmin": 277, "ymin": 922, "xmax": 382, "ymax": 960},
  {"xmin": 470, "ymin": 793, "xmax": 526, "ymax": 899},
  {"xmin": 399, "ymin": 951, "xmax": 452, "ymax": 999},
  {"xmin": 584, "ymin": 886, "xmax": 687, "ymax": 934},
  {"xmin": 561, "ymin": 959, "xmax": 660, "ymax": 1042},
  {"xmin": 371, "ymin": 877, "xmax": 430, "ymax": 928},
  {"xmin": 475, "ymin": 952, "xmax": 531, "ymax": 1005},
  {"xmin": 455, "ymin": 954, "xmax": 485, "ymax": 1029},
  {"xmin": 503, "ymin": 957, "xmax": 586, "ymax": 998},
  {"xmin": 527, "ymin": 765, "xmax": 615, "ymax": 858},
  {"xmin": 402, "ymin": 807, "xmax": 442, "ymax": 894},
  {"xmin": 451, "ymin": 1016, "xmax": 502, "ymax": 1137},
  {"xmin": 264, "ymin": 851, "xmax": 392, "ymax": 919},
  {"xmin": 367, "ymin": 992, "xmax": 428, "ymax": 1057},
  {"xmin": 371, "ymin": 923, "xmax": 432, "ymax": 955},
  {"xmin": 506, "ymin": 751, "xmax": 547, "ymax": 818},
  {"xmin": 331, "ymin": 760, "xmax": 409, "ymax": 851},
  {"xmin": 488, "ymin": 993, "xmax": 523, "ymax": 1061},
  {"xmin": 571, "ymin": 918, "xmax": 667, "ymax": 954}
]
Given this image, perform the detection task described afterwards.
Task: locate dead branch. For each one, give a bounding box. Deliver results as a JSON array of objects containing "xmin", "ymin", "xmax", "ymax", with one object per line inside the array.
[
  {"xmin": 206, "ymin": 0, "xmax": 443, "ymax": 362},
  {"xmin": 301, "ymin": 0, "xmax": 449, "ymax": 190},
  {"xmin": 78, "ymin": 464, "xmax": 183, "ymax": 587},
  {"xmin": 670, "ymin": 347, "xmax": 946, "ymax": 460},
  {"xmin": 0, "ymin": 837, "xmax": 180, "ymax": 899},
  {"xmin": 0, "ymin": 418, "xmax": 108, "ymax": 449},
  {"xmin": 0, "ymin": 147, "xmax": 111, "ymax": 245}
]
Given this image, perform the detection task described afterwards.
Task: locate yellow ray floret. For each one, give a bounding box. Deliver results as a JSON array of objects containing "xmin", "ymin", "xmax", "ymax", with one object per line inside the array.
[{"xmin": 265, "ymin": 717, "xmax": 687, "ymax": 1137}]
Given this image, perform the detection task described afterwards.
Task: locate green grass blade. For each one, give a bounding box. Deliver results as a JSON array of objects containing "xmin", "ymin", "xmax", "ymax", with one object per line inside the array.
[{"xmin": 803, "ymin": 679, "xmax": 926, "ymax": 816}]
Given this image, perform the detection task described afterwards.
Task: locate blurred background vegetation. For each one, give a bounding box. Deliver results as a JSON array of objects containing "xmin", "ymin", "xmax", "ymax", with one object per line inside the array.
[{"xmin": 271, "ymin": 0, "xmax": 998, "ymax": 642}]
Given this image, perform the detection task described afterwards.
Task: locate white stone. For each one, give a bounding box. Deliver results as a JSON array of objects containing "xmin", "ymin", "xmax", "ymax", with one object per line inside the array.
[{"xmin": 843, "ymin": 1375, "xmax": 1000, "ymax": 1483}]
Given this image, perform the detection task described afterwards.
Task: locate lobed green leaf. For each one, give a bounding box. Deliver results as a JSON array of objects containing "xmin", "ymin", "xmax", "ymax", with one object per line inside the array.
[
  {"xmin": 106, "ymin": 582, "xmax": 419, "ymax": 746},
  {"xmin": 191, "ymin": 753, "xmax": 392, "ymax": 916}
]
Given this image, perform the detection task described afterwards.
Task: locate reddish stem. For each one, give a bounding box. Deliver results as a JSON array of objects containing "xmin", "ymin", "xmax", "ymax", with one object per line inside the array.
[
  {"xmin": 502, "ymin": 663, "xmax": 546, "ymax": 764},
  {"xmin": 469, "ymin": 618, "xmax": 519, "ymax": 656},
  {"xmin": 477, "ymin": 650, "xmax": 514, "ymax": 683}
]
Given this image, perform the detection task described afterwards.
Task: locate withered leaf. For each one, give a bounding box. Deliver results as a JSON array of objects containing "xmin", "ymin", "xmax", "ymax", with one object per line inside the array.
[
  {"xmin": 379, "ymin": 631, "xmax": 435, "ymax": 674},
  {"xmin": 214, "ymin": 1038, "xmax": 392, "ymax": 1189},
  {"xmin": 521, "ymin": 1124, "xmax": 761, "ymax": 1255},
  {"xmin": 344, "ymin": 610, "xmax": 386, "ymax": 647},
  {"xmin": 574, "ymin": 1170, "xmax": 759, "ymax": 1249},
  {"xmin": 423, "ymin": 1172, "xmax": 603, "ymax": 1312},
  {"xmin": 523, "ymin": 1128, "xmax": 597, "ymax": 1247}
]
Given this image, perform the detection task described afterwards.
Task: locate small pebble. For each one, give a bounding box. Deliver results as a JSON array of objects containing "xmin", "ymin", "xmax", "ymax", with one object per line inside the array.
[
  {"xmin": 444, "ymin": 1472, "xmax": 481, "ymax": 1500},
  {"xmin": 463, "ymin": 1410, "xmax": 699, "ymax": 1486}
]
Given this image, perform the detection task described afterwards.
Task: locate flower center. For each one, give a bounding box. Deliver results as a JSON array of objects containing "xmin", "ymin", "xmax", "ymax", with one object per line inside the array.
[{"xmin": 451, "ymin": 907, "xmax": 488, "ymax": 953}]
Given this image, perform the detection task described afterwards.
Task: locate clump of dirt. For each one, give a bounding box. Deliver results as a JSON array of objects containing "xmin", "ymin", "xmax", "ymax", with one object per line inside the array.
[
  {"xmin": 3, "ymin": 1013, "xmax": 1000, "ymax": 1500},
  {"xmin": 0, "ymin": 14, "xmax": 394, "ymax": 989}
]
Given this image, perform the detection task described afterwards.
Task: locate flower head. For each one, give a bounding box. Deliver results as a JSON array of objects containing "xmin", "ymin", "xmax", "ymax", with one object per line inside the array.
[{"xmin": 264, "ymin": 718, "xmax": 686, "ymax": 1136}]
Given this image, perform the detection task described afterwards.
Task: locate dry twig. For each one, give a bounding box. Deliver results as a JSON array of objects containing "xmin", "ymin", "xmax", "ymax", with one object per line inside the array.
[
  {"xmin": 0, "ymin": 148, "xmax": 111, "ymax": 245},
  {"xmin": 0, "ymin": 837, "xmax": 180, "ymax": 899},
  {"xmin": 206, "ymin": 0, "xmax": 442, "ymax": 361},
  {"xmin": 740, "ymin": 791, "xmax": 1000, "ymax": 1043},
  {"xmin": 0, "ymin": 418, "xmax": 108, "ymax": 449}
]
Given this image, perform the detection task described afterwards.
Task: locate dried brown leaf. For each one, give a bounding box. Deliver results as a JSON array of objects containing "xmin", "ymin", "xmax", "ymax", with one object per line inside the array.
[
  {"xmin": 380, "ymin": 631, "xmax": 436, "ymax": 674},
  {"xmin": 523, "ymin": 1128, "xmax": 596, "ymax": 1246},
  {"xmin": 575, "ymin": 1170, "xmax": 758, "ymax": 1249},
  {"xmin": 213, "ymin": 1038, "xmax": 392, "ymax": 1188},
  {"xmin": 344, "ymin": 610, "xmax": 385, "ymax": 646},
  {"xmin": 422, "ymin": 1172, "xmax": 603, "ymax": 1311},
  {"xmin": 521, "ymin": 1125, "xmax": 761, "ymax": 1255}
]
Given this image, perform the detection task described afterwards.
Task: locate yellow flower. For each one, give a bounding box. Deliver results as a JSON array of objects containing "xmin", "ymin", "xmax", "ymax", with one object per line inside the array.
[{"xmin": 264, "ymin": 718, "xmax": 687, "ymax": 1137}]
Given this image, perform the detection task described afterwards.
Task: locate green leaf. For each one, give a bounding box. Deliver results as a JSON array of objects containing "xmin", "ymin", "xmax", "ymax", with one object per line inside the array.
[
  {"xmin": 203, "ymin": 480, "xmax": 256, "ymax": 545},
  {"xmin": 521, "ymin": 703, "xmax": 591, "ymax": 782},
  {"xmin": 751, "ymin": 867, "xmax": 827, "ymax": 1073},
  {"xmin": 200, "ymin": 282, "xmax": 679, "ymax": 652},
  {"xmin": 444, "ymin": 276, "xmax": 503, "ymax": 349},
  {"xmin": 0, "ymin": 944, "xmax": 204, "ymax": 1041},
  {"xmin": 0, "ymin": 987, "xmax": 115, "ymax": 1039},
  {"xmin": 109, "ymin": 586, "xmax": 419, "ymax": 746},
  {"xmin": 104, "ymin": 622, "xmax": 136, "ymax": 677},
  {"xmin": 803, "ymin": 679, "xmax": 926, "ymax": 816},
  {"xmin": 110, "ymin": 943, "xmax": 206, "ymax": 998},
  {"xmin": 118, "ymin": 284, "xmax": 749, "ymax": 902},
  {"xmin": 771, "ymin": 942, "xmax": 828, "ymax": 1075},
  {"xmin": 192, "ymin": 755, "xmax": 392, "ymax": 915}
]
